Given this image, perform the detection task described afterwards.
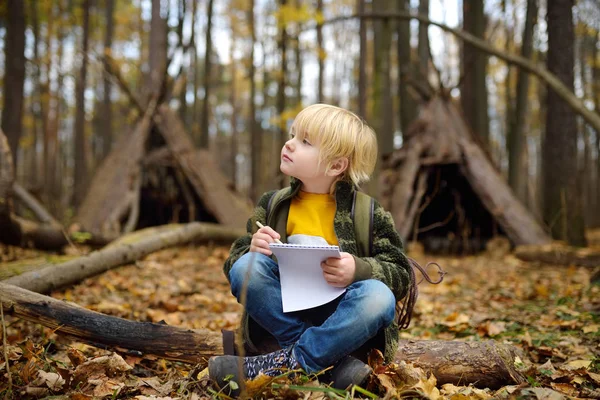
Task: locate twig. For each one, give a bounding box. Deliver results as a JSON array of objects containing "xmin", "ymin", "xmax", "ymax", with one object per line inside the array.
[{"xmin": 1, "ymin": 301, "xmax": 13, "ymax": 395}]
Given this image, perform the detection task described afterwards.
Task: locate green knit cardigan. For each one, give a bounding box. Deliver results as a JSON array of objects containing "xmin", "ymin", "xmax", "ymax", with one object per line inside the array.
[{"xmin": 223, "ymin": 178, "xmax": 412, "ymax": 363}]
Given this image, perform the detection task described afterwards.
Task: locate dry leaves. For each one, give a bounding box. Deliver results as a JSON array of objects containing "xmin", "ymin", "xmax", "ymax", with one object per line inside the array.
[{"xmin": 1, "ymin": 239, "xmax": 599, "ymax": 398}]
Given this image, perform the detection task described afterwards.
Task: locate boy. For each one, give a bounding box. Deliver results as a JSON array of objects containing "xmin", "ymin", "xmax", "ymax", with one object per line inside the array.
[{"xmin": 209, "ymin": 104, "xmax": 412, "ymax": 391}]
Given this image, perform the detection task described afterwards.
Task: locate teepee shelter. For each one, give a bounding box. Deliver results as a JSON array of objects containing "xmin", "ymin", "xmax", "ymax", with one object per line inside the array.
[
  {"xmin": 381, "ymin": 96, "xmax": 551, "ymax": 253},
  {"xmin": 74, "ymin": 100, "xmax": 252, "ymax": 241}
]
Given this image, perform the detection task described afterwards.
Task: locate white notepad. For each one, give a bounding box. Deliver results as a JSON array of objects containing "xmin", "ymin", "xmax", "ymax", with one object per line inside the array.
[{"xmin": 269, "ymin": 243, "xmax": 346, "ymax": 312}]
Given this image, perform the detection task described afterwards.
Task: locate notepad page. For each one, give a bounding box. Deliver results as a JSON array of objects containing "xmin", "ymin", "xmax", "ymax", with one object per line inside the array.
[{"xmin": 269, "ymin": 243, "xmax": 346, "ymax": 312}]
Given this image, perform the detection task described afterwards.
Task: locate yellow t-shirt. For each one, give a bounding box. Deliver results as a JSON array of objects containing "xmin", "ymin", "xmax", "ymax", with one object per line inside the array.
[{"xmin": 287, "ymin": 191, "xmax": 338, "ymax": 245}]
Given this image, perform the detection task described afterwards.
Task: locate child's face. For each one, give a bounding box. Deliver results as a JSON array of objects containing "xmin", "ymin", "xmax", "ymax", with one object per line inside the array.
[{"xmin": 280, "ymin": 132, "xmax": 334, "ymax": 192}]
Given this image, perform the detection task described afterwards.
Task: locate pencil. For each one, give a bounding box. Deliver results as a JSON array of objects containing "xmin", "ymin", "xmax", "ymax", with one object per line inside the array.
[{"xmin": 256, "ymin": 221, "xmax": 283, "ymax": 244}]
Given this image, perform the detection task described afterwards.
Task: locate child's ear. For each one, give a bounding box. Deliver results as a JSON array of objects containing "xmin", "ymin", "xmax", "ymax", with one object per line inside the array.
[{"xmin": 327, "ymin": 157, "xmax": 349, "ymax": 177}]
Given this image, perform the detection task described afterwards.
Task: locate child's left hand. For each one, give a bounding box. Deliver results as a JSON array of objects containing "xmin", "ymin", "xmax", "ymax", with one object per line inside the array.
[{"xmin": 321, "ymin": 252, "xmax": 355, "ymax": 287}]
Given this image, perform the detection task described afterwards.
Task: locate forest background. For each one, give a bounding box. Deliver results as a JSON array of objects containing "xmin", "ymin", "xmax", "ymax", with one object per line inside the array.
[{"xmin": 1, "ymin": 0, "xmax": 600, "ymax": 398}]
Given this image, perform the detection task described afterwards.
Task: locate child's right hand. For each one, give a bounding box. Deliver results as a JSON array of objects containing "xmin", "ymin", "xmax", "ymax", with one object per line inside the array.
[{"xmin": 250, "ymin": 225, "xmax": 281, "ymax": 256}]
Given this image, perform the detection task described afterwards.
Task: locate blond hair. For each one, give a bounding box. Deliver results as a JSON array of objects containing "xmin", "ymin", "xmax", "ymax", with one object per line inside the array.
[{"xmin": 290, "ymin": 104, "xmax": 377, "ymax": 187}]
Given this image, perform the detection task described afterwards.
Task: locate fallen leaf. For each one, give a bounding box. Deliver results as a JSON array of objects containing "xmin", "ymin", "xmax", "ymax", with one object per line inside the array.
[
  {"xmin": 34, "ymin": 370, "xmax": 66, "ymax": 391},
  {"xmin": 582, "ymin": 324, "xmax": 599, "ymax": 334},
  {"xmin": 562, "ymin": 360, "xmax": 592, "ymax": 371},
  {"xmin": 550, "ymin": 382, "xmax": 578, "ymax": 397},
  {"xmin": 412, "ymin": 373, "xmax": 440, "ymax": 400}
]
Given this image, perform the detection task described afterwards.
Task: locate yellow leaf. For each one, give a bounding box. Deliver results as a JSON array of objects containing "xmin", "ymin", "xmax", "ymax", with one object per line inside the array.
[
  {"xmin": 582, "ymin": 324, "xmax": 599, "ymax": 334},
  {"xmin": 564, "ymin": 360, "xmax": 592, "ymax": 370}
]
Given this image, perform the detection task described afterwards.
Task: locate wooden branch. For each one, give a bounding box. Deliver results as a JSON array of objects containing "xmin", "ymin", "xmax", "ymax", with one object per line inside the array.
[
  {"xmin": 4, "ymin": 222, "xmax": 246, "ymax": 294},
  {"xmin": 0, "ymin": 282, "xmax": 222, "ymax": 362},
  {"xmin": 12, "ymin": 183, "xmax": 60, "ymax": 226},
  {"xmin": 307, "ymin": 12, "xmax": 600, "ymax": 134},
  {"xmin": 0, "ymin": 282, "xmax": 525, "ymax": 389},
  {"xmin": 515, "ymin": 243, "xmax": 600, "ymax": 268}
]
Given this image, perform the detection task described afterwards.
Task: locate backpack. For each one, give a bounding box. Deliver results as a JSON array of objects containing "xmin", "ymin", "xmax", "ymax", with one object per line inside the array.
[{"xmin": 266, "ymin": 188, "xmax": 444, "ymax": 330}]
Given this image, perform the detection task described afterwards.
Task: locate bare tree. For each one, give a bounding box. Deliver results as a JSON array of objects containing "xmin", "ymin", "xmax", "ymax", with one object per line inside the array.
[
  {"xmin": 73, "ymin": 0, "xmax": 91, "ymax": 207},
  {"xmin": 200, "ymin": 0, "xmax": 215, "ymax": 149},
  {"xmin": 249, "ymin": 0, "xmax": 261, "ymax": 201},
  {"xmin": 1, "ymin": 0, "xmax": 26, "ymax": 169},
  {"xmin": 276, "ymin": 0, "xmax": 288, "ymax": 187},
  {"xmin": 317, "ymin": 0, "xmax": 324, "ymax": 103},
  {"xmin": 398, "ymin": 0, "xmax": 417, "ymax": 136},
  {"xmin": 357, "ymin": 0, "xmax": 367, "ymax": 118},
  {"xmin": 508, "ymin": 0, "xmax": 538, "ymax": 204},
  {"xmin": 542, "ymin": 0, "xmax": 586, "ymax": 246},
  {"xmin": 461, "ymin": 0, "xmax": 489, "ymax": 146},
  {"xmin": 101, "ymin": 0, "xmax": 116, "ymax": 161},
  {"xmin": 417, "ymin": 0, "xmax": 430, "ymax": 76}
]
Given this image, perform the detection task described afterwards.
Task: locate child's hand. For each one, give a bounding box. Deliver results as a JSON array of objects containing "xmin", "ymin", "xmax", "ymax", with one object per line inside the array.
[
  {"xmin": 321, "ymin": 252, "xmax": 355, "ymax": 287},
  {"xmin": 250, "ymin": 225, "xmax": 281, "ymax": 256}
]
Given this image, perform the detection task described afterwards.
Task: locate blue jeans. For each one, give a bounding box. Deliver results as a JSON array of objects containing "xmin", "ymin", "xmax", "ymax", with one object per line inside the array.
[{"xmin": 229, "ymin": 252, "xmax": 396, "ymax": 373}]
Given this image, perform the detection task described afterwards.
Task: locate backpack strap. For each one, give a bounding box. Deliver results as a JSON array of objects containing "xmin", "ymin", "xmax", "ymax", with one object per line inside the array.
[
  {"xmin": 351, "ymin": 190, "xmax": 446, "ymax": 330},
  {"xmin": 266, "ymin": 188, "xmax": 290, "ymax": 227},
  {"xmin": 352, "ymin": 191, "xmax": 374, "ymax": 258}
]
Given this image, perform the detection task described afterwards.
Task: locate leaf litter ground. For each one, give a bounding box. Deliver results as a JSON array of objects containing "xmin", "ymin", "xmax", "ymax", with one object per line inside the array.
[{"xmin": 1, "ymin": 234, "xmax": 599, "ymax": 399}]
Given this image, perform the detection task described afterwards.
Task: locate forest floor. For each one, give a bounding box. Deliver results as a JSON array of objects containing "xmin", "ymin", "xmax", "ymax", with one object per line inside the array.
[{"xmin": 1, "ymin": 232, "xmax": 599, "ymax": 399}]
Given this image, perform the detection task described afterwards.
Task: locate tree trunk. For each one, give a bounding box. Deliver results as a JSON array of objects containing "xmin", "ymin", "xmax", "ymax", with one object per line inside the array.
[
  {"xmin": 514, "ymin": 243, "xmax": 600, "ymax": 268},
  {"xmin": 357, "ymin": 0, "xmax": 367, "ymax": 118},
  {"xmin": 200, "ymin": 0, "xmax": 215, "ymax": 149},
  {"xmin": 73, "ymin": 0, "xmax": 91, "ymax": 208},
  {"xmin": 148, "ymin": 0, "xmax": 168, "ymax": 101},
  {"xmin": 101, "ymin": 0, "xmax": 115, "ymax": 161},
  {"xmin": 461, "ymin": 0, "xmax": 489, "ymax": 147},
  {"xmin": 249, "ymin": 0, "xmax": 261, "ymax": 202},
  {"xmin": 28, "ymin": 0, "xmax": 41, "ymax": 189},
  {"xmin": 0, "ymin": 130, "xmax": 15, "ymax": 226},
  {"xmin": 542, "ymin": 0, "xmax": 586, "ymax": 246},
  {"xmin": 4, "ymin": 222, "xmax": 246, "ymax": 294},
  {"xmin": 594, "ymin": 32, "xmax": 600, "ymax": 227},
  {"xmin": 276, "ymin": 0, "xmax": 288, "ymax": 187},
  {"xmin": 294, "ymin": 0, "xmax": 303, "ymax": 106},
  {"xmin": 229, "ymin": 37, "xmax": 238, "ymax": 188},
  {"xmin": 397, "ymin": 0, "xmax": 416, "ymax": 136},
  {"xmin": 0, "ymin": 282, "xmax": 525, "ymax": 389},
  {"xmin": 508, "ymin": 0, "xmax": 537, "ymax": 205},
  {"xmin": 316, "ymin": 0, "xmax": 324, "ymax": 103},
  {"xmin": 417, "ymin": 0, "xmax": 429, "ymax": 76},
  {"xmin": 1, "ymin": 0, "xmax": 26, "ymax": 169}
]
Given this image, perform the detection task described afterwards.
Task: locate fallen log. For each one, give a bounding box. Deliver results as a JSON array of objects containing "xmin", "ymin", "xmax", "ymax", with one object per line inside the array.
[
  {"xmin": 4, "ymin": 222, "xmax": 246, "ymax": 294},
  {"xmin": 0, "ymin": 282, "xmax": 526, "ymax": 389},
  {"xmin": 515, "ymin": 243, "xmax": 600, "ymax": 268}
]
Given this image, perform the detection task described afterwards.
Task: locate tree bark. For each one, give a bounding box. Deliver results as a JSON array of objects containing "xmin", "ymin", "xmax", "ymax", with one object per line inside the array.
[
  {"xmin": 357, "ymin": 0, "xmax": 367, "ymax": 118},
  {"xmin": 277, "ymin": 0, "xmax": 288, "ymax": 188},
  {"xmin": 316, "ymin": 0, "xmax": 324, "ymax": 103},
  {"xmin": 200, "ymin": 0, "xmax": 215, "ymax": 149},
  {"xmin": 249, "ymin": 0, "xmax": 261, "ymax": 202},
  {"xmin": 417, "ymin": 0, "xmax": 430, "ymax": 77},
  {"xmin": 148, "ymin": 0, "xmax": 168, "ymax": 101},
  {"xmin": 101, "ymin": 0, "xmax": 115, "ymax": 161},
  {"xmin": 542, "ymin": 0, "xmax": 586, "ymax": 247},
  {"xmin": 514, "ymin": 243, "xmax": 600, "ymax": 268},
  {"xmin": 1, "ymin": 0, "xmax": 26, "ymax": 169},
  {"xmin": 0, "ymin": 282, "xmax": 525, "ymax": 389},
  {"xmin": 4, "ymin": 222, "xmax": 246, "ymax": 294},
  {"xmin": 594, "ymin": 32, "xmax": 600, "ymax": 228},
  {"xmin": 508, "ymin": 0, "xmax": 537, "ymax": 205},
  {"xmin": 461, "ymin": 0, "xmax": 489, "ymax": 147},
  {"xmin": 73, "ymin": 0, "xmax": 91, "ymax": 208},
  {"xmin": 397, "ymin": 0, "xmax": 416, "ymax": 137}
]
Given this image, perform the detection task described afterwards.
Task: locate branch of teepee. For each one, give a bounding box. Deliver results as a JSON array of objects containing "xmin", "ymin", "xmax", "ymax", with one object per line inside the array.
[{"xmin": 303, "ymin": 12, "xmax": 600, "ymax": 134}]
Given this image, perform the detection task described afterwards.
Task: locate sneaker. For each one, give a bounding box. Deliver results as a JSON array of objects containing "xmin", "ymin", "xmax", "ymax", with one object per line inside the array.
[
  {"xmin": 209, "ymin": 346, "xmax": 300, "ymax": 393},
  {"xmin": 328, "ymin": 356, "xmax": 373, "ymax": 390}
]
